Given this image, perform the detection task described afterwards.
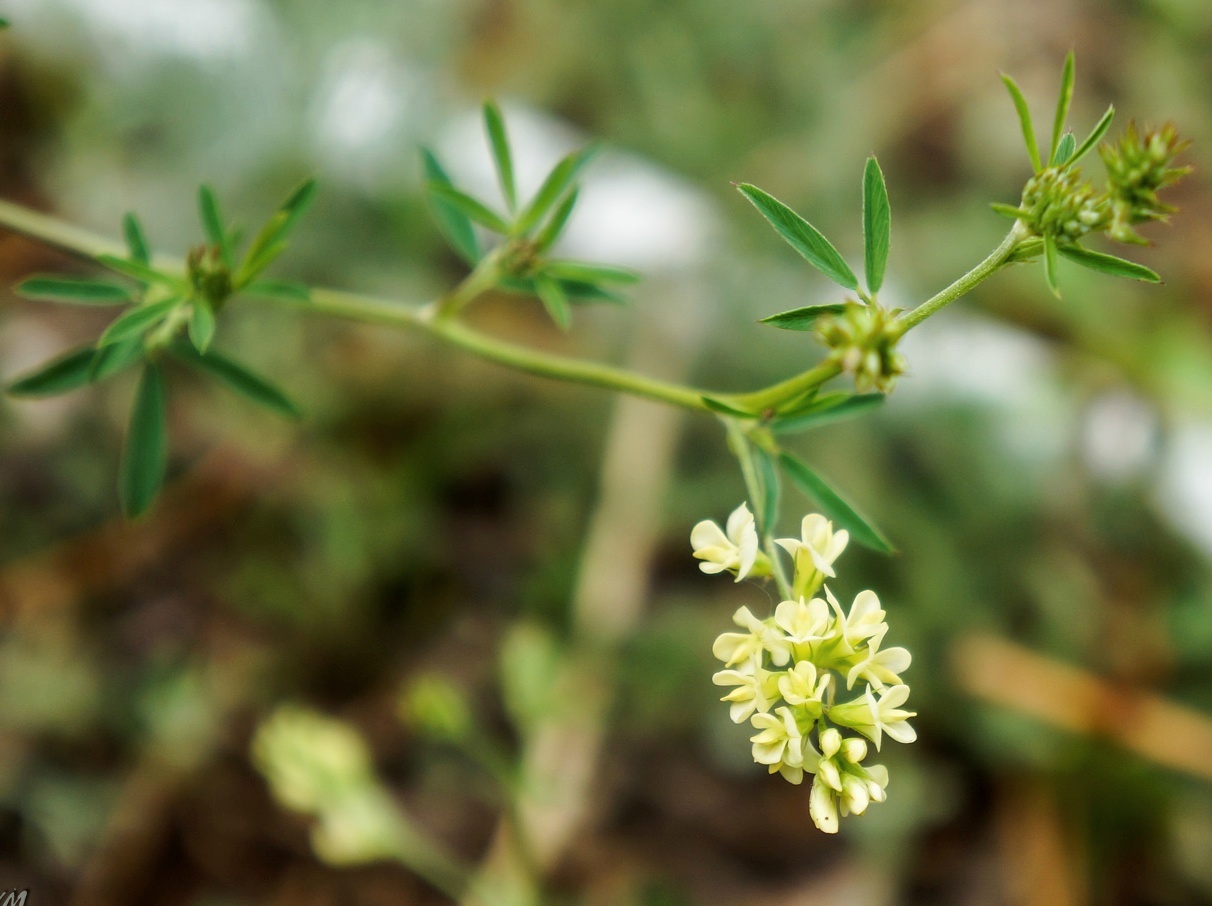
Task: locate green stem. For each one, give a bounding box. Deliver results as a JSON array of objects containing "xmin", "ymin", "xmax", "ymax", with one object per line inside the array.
[
  {"xmin": 0, "ymin": 197, "xmax": 1026, "ymax": 416},
  {"xmin": 898, "ymin": 223, "xmax": 1030, "ymax": 329},
  {"xmin": 725, "ymin": 420, "xmax": 792, "ymax": 599}
]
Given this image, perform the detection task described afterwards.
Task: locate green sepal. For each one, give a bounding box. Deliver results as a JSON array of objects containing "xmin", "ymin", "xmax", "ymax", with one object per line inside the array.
[
  {"xmin": 1049, "ymin": 51, "xmax": 1076, "ymax": 166},
  {"xmin": 758, "ymin": 303, "xmax": 847, "ymax": 331},
  {"xmin": 990, "ymin": 202, "xmax": 1028, "ymax": 221},
  {"xmin": 16, "ymin": 275, "xmax": 133, "ymax": 305},
  {"xmin": 242, "ymin": 280, "xmax": 312, "ymax": 302},
  {"xmin": 123, "ymin": 213, "xmax": 151, "ymax": 265},
  {"xmin": 170, "ymin": 343, "xmax": 303, "ymax": 420},
  {"xmin": 483, "ymin": 100, "xmax": 517, "ymax": 211},
  {"xmin": 772, "ymin": 393, "xmax": 884, "ymax": 434},
  {"xmin": 421, "ymin": 149, "xmax": 479, "ymax": 265},
  {"xmin": 96, "ymin": 254, "xmax": 187, "ymax": 290},
  {"xmin": 701, "ymin": 396, "xmax": 758, "ymax": 418},
  {"xmin": 1043, "ymin": 233, "xmax": 1061, "ymax": 297},
  {"xmin": 119, "ymin": 363, "xmax": 169, "ymax": 518},
  {"xmin": 1068, "ymin": 105, "xmax": 1115, "ymax": 166},
  {"xmin": 736, "ymin": 183, "xmax": 859, "ymax": 291},
  {"xmin": 198, "ymin": 184, "xmax": 233, "ymax": 269},
  {"xmin": 1052, "ymin": 132, "xmax": 1077, "ymax": 166},
  {"xmin": 1000, "ymin": 72, "xmax": 1042, "ymax": 173},
  {"xmin": 535, "ymin": 274, "xmax": 571, "ymax": 330},
  {"xmin": 1057, "ymin": 245, "xmax": 1161, "ymax": 283},
  {"xmin": 98, "ymin": 297, "xmax": 181, "ymax": 347},
  {"xmin": 779, "ymin": 452, "xmax": 894, "ymax": 553},
  {"xmin": 189, "ymin": 300, "xmax": 216, "ymax": 353},
  {"xmin": 425, "ymin": 181, "xmax": 511, "ymax": 234},
  {"xmin": 541, "ymin": 261, "xmax": 639, "ymax": 285},
  {"xmin": 515, "ymin": 145, "xmax": 599, "ymax": 235},
  {"xmin": 862, "ymin": 156, "xmax": 891, "ymax": 294},
  {"xmin": 534, "ymin": 189, "xmax": 579, "ymax": 252}
]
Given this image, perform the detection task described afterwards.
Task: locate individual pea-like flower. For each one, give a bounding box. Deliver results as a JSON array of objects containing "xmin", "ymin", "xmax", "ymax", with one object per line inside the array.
[
  {"xmin": 825, "ymin": 587, "xmax": 888, "ymax": 654},
  {"xmin": 777, "ymin": 660, "xmax": 831, "ymax": 715},
  {"xmin": 829, "ymin": 684, "xmax": 917, "ymax": 750},
  {"xmin": 808, "ymin": 729, "xmax": 890, "ymax": 834},
  {"xmin": 776, "ymin": 514, "xmax": 849, "ymax": 599},
  {"xmin": 749, "ymin": 706, "xmax": 812, "ymax": 784},
  {"xmin": 844, "ymin": 631, "xmax": 912, "ymax": 691},
  {"xmin": 713, "ymin": 657, "xmax": 781, "ymax": 723},
  {"xmin": 712, "ymin": 605, "xmax": 792, "ymax": 668},
  {"xmin": 773, "ymin": 596, "xmax": 833, "ymax": 647},
  {"xmin": 691, "ymin": 503, "xmax": 770, "ymax": 582}
]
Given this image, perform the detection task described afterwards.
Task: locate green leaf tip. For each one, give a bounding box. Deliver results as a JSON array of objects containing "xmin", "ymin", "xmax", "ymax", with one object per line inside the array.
[
  {"xmin": 1057, "ymin": 245, "xmax": 1161, "ymax": 283},
  {"xmin": 736, "ymin": 183, "xmax": 858, "ymax": 291},
  {"xmin": 16, "ymin": 275, "xmax": 133, "ymax": 305},
  {"xmin": 483, "ymin": 100, "xmax": 517, "ymax": 211},
  {"xmin": 862, "ymin": 156, "xmax": 891, "ymax": 294}
]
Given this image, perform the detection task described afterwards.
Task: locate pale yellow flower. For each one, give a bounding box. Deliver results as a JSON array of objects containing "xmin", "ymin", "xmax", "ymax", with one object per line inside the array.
[
  {"xmin": 712, "ymin": 606, "xmax": 792, "ymax": 667},
  {"xmin": 713, "ymin": 657, "xmax": 780, "ymax": 723},
  {"xmin": 692, "ymin": 503, "xmax": 764, "ymax": 582},
  {"xmin": 776, "ymin": 514, "xmax": 849, "ymax": 598},
  {"xmin": 829, "ymin": 684, "xmax": 916, "ymax": 750}
]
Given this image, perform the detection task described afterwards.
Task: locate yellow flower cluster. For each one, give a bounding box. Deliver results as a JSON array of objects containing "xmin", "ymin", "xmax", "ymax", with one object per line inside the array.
[{"xmin": 698, "ymin": 508, "xmax": 915, "ymax": 833}]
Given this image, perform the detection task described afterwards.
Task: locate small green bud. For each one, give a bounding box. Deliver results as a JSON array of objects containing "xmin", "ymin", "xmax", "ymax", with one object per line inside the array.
[
  {"xmin": 187, "ymin": 244, "xmax": 233, "ymax": 309},
  {"xmin": 399, "ymin": 674, "xmax": 473, "ymax": 744},
  {"xmin": 816, "ymin": 302, "xmax": 906, "ymax": 394},
  {"xmin": 1019, "ymin": 165, "xmax": 1109, "ymax": 242},
  {"xmin": 1100, "ymin": 122, "xmax": 1190, "ymax": 244}
]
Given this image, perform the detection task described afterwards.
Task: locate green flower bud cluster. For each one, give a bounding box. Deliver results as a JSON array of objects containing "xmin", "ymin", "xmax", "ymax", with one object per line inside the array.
[
  {"xmin": 1020, "ymin": 165, "xmax": 1110, "ymax": 243},
  {"xmin": 252, "ymin": 706, "xmax": 406, "ymax": 865},
  {"xmin": 700, "ymin": 508, "xmax": 915, "ymax": 833},
  {"xmin": 815, "ymin": 302, "xmax": 906, "ymax": 394},
  {"xmin": 1101, "ymin": 123, "xmax": 1191, "ymax": 245},
  {"xmin": 187, "ymin": 243, "xmax": 234, "ymax": 311}
]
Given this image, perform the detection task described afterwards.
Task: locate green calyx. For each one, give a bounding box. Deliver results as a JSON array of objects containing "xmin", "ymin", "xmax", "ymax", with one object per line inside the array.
[{"xmin": 816, "ymin": 302, "xmax": 906, "ymax": 394}]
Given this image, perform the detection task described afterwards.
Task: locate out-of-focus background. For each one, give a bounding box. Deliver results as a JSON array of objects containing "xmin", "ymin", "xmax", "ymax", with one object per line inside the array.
[{"xmin": 1, "ymin": 1, "xmax": 1211, "ymax": 903}]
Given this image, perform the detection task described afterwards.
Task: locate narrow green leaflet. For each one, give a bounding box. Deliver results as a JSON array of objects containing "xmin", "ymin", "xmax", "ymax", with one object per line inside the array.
[
  {"xmin": 990, "ymin": 202, "xmax": 1028, "ymax": 220},
  {"xmin": 1052, "ymin": 132, "xmax": 1077, "ymax": 166},
  {"xmin": 1057, "ymin": 245, "xmax": 1161, "ymax": 282},
  {"xmin": 426, "ymin": 181, "xmax": 511, "ymax": 234},
  {"xmin": 515, "ymin": 146, "xmax": 598, "ymax": 235},
  {"xmin": 779, "ymin": 453, "xmax": 894, "ymax": 553},
  {"xmin": 534, "ymin": 189, "xmax": 578, "ymax": 252},
  {"xmin": 752, "ymin": 445, "xmax": 781, "ymax": 539},
  {"xmin": 189, "ymin": 301, "xmax": 216, "ymax": 353},
  {"xmin": 89, "ymin": 336, "xmax": 145, "ymax": 382},
  {"xmin": 123, "ymin": 213, "xmax": 151, "ymax": 265},
  {"xmin": 736, "ymin": 184, "xmax": 859, "ymax": 291},
  {"xmin": 542, "ymin": 261, "xmax": 639, "ymax": 285},
  {"xmin": 496, "ymin": 275, "xmax": 624, "ymax": 304},
  {"xmin": 278, "ymin": 178, "xmax": 318, "ymax": 236},
  {"xmin": 240, "ymin": 241, "xmax": 287, "ymax": 282},
  {"xmin": 242, "ymin": 280, "xmax": 312, "ymax": 302},
  {"xmin": 1049, "ymin": 51, "xmax": 1076, "ymax": 165},
  {"xmin": 1043, "ymin": 233, "xmax": 1060, "ymax": 297},
  {"xmin": 6, "ymin": 347, "xmax": 97, "ymax": 397},
  {"xmin": 862, "ymin": 157, "xmax": 891, "ymax": 294},
  {"xmin": 758, "ymin": 303, "xmax": 846, "ymax": 331},
  {"xmin": 773, "ymin": 393, "xmax": 884, "ymax": 434},
  {"xmin": 119, "ymin": 363, "xmax": 168, "ymax": 518},
  {"xmin": 236, "ymin": 179, "xmax": 319, "ymax": 283},
  {"xmin": 1001, "ymin": 73, "xmax": 1042, "ymax": 172},
  {"xmin": 96, "ymin": 254, "xmax": 187, "ymax": 289},
  {"xmin": 171, "ymin": 344, "xmax": 302, "ymax": 420},
  {"xmin": 198, "ymin": 184, "xmax": 232, "ymax": 268},
  {"xmin": 16, "ymin": 276, "xmax": 133, "ymax": 305},
  {"xmin": 1069, "ymin": 105, "xmax": 1115, "ymax": 167},
  {"xmin": 98, "ymin": 297, "xmax": 181, "ymax": 347},
  {"xmin": 421, "ymin": 149, "xmax": 480, "ymax": 264},
  {"xmin": 535, "ymin": 274, "xmax": 571, "ymax": 330},
  {"xmin": 483, "ymin": 101, "xmax": 517, "ymax": 211}
]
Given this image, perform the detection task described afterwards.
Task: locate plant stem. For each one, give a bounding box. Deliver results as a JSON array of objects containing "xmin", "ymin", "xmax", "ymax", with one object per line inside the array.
[
  {"xmin": 898, "ymin": 223, "xmax": 1029, "ymax": 329},
  {"xmin": 0, "ymin": 197, "xmax": 1027, "ymax": 415}
]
